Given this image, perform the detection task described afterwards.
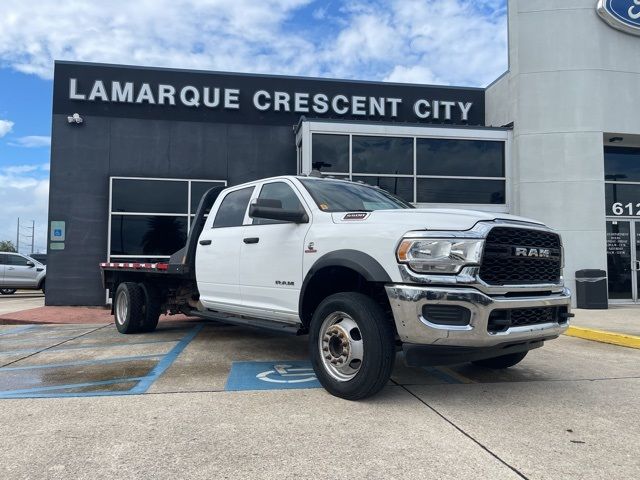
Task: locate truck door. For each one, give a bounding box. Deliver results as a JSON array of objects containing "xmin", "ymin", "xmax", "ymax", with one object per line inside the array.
[
  {"xmin": 196, "ymin": 186, "xmax": 255, "ymax": 310},
  {"xmin": 239, "ymin": 180, "xmax": 311, "ymax": 322}
]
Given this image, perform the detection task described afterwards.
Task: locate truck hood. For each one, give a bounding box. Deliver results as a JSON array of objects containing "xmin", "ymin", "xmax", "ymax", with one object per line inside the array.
[{"xmin": 331, "ymin": 208, "xmax": 545, "ymax": 231}]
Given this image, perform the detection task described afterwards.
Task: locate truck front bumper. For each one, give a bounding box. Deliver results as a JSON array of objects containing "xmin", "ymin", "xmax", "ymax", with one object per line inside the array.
[{"xmin": 385, "ymin": 285, "xmax": 572, "ymax": 351}]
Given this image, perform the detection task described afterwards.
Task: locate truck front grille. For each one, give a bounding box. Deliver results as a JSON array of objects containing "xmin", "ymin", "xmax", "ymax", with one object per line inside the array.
[
  {"xmin": 487, "ymin": 306, "xmax": 567, "ymax": 333},
  {"xmin": 479, "ymin": 227, "xmax": 562, "ymax": 285}
]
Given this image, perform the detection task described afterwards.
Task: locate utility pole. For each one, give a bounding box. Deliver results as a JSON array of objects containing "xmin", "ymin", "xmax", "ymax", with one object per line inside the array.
[
  {"xmin": 16, "ymin": 217, "xmax": 19, "ymax": 253},
  {"xmin": 31, "ymin": 220, "xmax": 35, "ymax": 254}
]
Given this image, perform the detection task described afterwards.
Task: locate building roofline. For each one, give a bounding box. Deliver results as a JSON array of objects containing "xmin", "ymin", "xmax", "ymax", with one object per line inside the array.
[{"xmin": 53, "ymin": 60, "xmax": 485, "ymax": 92}]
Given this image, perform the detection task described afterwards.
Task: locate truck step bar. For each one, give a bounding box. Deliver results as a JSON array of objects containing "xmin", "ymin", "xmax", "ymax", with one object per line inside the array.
[{"xmin": 192, "ymin": 310, "xmax": 303, "ymax": 335}]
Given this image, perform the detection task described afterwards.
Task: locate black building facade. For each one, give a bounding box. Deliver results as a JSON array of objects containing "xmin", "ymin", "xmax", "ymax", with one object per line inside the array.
[{"xmin": 48, "ymin": 61, "xmax": 507, "ymax": 306}]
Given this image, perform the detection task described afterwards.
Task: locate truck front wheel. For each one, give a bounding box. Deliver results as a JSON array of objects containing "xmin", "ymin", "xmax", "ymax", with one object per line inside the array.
[
  {"xmin": 472, "ymin": 351, "xmax": 528, "ymax": 369},
  {"xmin": 309, "ymin": 292, "xmax": 395, "ymax": 400}
]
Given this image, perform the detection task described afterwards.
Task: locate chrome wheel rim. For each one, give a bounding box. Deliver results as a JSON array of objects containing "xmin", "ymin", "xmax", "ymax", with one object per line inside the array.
[
  {"xmin": 115, "ymin": 290, "xmax": 128, "ymax": 326},
  {"xmin": 318, "ymin": 311, "xmax": 364, "ymax": 382}
]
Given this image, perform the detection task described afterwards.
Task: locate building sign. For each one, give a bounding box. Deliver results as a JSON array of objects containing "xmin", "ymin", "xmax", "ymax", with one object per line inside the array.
[
  {"xmin": 597, "ymin": 0, "xmax": 640, "ymax": 36},
  {"xmin": 52, "ymin": 62, "xmax": 485, "ymax": 126}
]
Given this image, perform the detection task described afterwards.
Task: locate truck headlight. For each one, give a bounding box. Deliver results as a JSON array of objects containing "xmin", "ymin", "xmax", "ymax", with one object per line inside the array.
[{"xmin": 396, "ymin": 239, "xmax": 484, "ymax": 274}]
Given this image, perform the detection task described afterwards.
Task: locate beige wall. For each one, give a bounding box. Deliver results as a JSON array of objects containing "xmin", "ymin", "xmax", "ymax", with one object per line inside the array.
[{"xmin": 486, "ymin": 0, "xmax": 640, "ymax": 302}]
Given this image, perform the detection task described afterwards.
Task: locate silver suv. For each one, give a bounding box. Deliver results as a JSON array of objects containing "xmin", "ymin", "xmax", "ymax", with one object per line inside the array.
[{"xmin": 0, "ymin": 252, "xmax": 46, "ymax": 295}]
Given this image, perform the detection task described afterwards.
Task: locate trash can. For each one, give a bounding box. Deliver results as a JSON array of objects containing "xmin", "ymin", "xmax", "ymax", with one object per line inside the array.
[{"xmin": 575, "ymin": 269, "xmax": 608, "ymax": 309}]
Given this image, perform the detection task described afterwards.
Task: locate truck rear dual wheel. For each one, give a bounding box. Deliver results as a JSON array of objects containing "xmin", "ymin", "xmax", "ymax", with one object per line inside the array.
[
  {"xmin": 471, "ymin": 351, "xmax": 528, "ymax": 369},
  {"xmin": 309, "ymin": 292, "xmax": 396, "ymax": 400},
  {"xmin": 114, "ymin": 282, "xmax": 161, "ymax": 334}
]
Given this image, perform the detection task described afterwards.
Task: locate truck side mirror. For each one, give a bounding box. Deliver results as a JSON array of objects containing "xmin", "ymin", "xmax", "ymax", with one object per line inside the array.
[
  {"xmin": 26, "ymin": 261, "xmax": 35, "ymax": 267},
  {"xmin": 249, "ymin": 201, "xmax": 309, "ymax": 224}
]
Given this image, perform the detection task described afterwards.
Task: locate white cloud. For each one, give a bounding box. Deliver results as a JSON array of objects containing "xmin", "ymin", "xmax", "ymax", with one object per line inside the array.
[
  {"xmin": 9, "ymin": 135, "xmax": 51, "ymax": 148},
  {"xmin": 0, "ymin": 0, "xmax": 507, "ymax": 87},
  {"xmin": 0, "ymin": 119, "xmax": 14, "ymax": 138},
  {"xmin": 0, "ymin": 166, "xmax": 49, "ymax": 253}
]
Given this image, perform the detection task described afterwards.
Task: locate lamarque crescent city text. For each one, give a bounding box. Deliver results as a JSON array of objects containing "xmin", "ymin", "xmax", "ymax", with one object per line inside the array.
[{"xmin": 68, "ymin": 78, "xmax": 474, "ymax": 121}]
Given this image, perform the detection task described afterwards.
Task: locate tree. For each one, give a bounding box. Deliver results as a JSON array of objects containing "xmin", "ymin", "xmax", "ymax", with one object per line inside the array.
[{"xmin": 0, "ymin": 240, "xmax": 17, "ymax": 252}]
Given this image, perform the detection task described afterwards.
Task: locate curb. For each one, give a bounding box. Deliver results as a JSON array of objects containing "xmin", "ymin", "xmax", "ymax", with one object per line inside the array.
[{"xmin": 565, "ymin": 326, "xmax": 640, "ymax": 349}]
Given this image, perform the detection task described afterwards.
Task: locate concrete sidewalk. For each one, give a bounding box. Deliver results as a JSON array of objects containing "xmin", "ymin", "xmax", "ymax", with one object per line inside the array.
[{"xmin": 572, "ymin": 306, "xmax": 640, "ymax": 336}]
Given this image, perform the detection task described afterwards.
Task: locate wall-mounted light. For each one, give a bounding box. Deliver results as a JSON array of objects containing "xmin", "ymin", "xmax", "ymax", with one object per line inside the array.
[
  {"xmin": 67, "ymin": 113, "xmax": 83, "ymax": 124},
  {"xmin": 609, "ymin": 136, "xmax": 623, "ymax": 143}
]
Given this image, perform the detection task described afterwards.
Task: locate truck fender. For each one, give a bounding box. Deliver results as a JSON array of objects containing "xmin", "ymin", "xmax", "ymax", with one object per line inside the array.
[{"xmin": 298, "ymin": 249, "xmax": 392, "ymax": 314}]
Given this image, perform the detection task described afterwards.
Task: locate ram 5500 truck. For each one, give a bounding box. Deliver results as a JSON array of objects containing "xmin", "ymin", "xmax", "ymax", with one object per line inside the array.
[{"xmin": 101, "ymin": 175, "xmax": 572, "ymax": 399}]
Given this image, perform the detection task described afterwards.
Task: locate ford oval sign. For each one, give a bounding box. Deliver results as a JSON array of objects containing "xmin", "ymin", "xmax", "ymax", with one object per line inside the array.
[{"xmin": 597, "ymin": 0, "xmax": 640, "ymax": 35}]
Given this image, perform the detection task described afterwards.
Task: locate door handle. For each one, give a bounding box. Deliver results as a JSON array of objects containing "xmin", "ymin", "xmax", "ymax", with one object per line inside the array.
[
  {"xmin": 199, "ymin": 239, "xmax": 212, "ymax": 246},
  {"xmin": 7, "ymin": 267, "xmax": 14, "ymax": 270},
  {"xmin": 243, "ymin": 237, "xmax": 259, "ymax": 244}
]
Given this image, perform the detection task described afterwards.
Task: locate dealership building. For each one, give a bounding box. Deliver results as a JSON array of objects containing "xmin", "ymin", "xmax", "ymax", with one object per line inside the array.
[{"xmin": 47, "ymin": 0, "xmax": 640, "ymax": 306}]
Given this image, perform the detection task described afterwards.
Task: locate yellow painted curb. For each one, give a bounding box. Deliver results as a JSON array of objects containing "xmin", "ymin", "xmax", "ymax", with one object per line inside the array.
[{"xmin": 564, "ymin": 326, "xmax": 640, "ymax": 349}]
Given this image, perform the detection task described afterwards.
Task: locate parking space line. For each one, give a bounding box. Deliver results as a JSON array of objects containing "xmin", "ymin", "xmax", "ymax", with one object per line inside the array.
[
  {"xmin": 437, "ymin": 367, "xmax": 477, "ymax": 384},
  {"xmin": 0, "ymin": 339, "xmax": 180, "ymax": 356},
  {"xmin": 0, "ymin": 325, "xmax": 39, "ymax": 336},
  {"xmin": 0, "ymin": 377, "xmax": 147, "ymax": 397},
  {"xmin": 130, "ymin": 324, "xmax": 204, "ymax": 394},
  {"xmin": 423, "ymin": 367, "xmax": 463, "ymax": 384},
  {"xmin": 0, "ymin": 324, "xmax": 111, "ymax": 369},
  {"xmin": 0, "ymin": 354, "xmax": 165, "ymax": 372}
]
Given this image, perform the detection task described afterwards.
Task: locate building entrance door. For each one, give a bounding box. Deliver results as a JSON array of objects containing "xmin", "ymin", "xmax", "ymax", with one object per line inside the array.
[{"xmin": 606, "ymin": 220, "xmax": 640, "ymax": 303}]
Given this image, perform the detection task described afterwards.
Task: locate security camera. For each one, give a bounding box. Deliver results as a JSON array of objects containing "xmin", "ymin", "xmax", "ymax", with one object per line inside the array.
[{"xmin": 67, "ymin": 113, "xmax": 83, "ymax": 124}]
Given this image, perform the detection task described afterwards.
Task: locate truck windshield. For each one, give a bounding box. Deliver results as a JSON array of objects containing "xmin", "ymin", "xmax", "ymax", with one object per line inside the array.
[{"xmin": 299, "ymin": 178, "xmax": 414, "ymax": 212}]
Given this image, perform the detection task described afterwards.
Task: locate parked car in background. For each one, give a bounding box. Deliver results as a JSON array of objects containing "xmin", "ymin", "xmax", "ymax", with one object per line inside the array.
[
  {"xmin": 0, "ymin": 252, "xmax": 46, "ymax": 295},
  {"xmin": 30, "ymin": 253, "xmax": 47, "ymax": 265}
]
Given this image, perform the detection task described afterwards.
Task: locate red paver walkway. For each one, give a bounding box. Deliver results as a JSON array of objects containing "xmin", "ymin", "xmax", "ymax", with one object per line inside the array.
[{"xmin": 0, "ymin": 306, "xmax": 197, "ymax": 325}]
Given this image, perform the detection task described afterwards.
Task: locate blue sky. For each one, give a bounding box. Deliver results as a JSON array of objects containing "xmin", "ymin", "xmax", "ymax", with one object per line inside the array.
[{"xmin": 0, "ymin": 0, "xmax": 508, "ymax": 253}]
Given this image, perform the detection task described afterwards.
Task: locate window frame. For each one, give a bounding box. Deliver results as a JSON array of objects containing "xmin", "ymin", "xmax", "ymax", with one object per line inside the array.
[
  {"xmin": 212, "ymin": 186, "xmax": 256, "ymax": 229},
  {"xmin": 604, "ymin": 146, "xmax": 640, "ymax": 218},
  {"xmin": 297, "ymin": 121, "xmax": 511, "ymax": 213},
  {"xmin": 108, "ymin": 176, "xmax": 227, "ymax": 261}
]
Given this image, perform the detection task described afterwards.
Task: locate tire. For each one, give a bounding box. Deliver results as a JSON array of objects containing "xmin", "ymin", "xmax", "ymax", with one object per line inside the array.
[
  {"xmin": 114, "ymin": 282, "xmax": 146, "ymax": 334},
  {"xmin": 0, "ymin": 289, "xmax": 17, "ymax": 295},
  {"xmin": 40, "ymin": 280, "xmax": 46, "ymax": 294},
  {"xmin": 472, "ymin": 351, "xmax": 528, "ymax": 369},
  {"xmin": 139, "ymin": 282, "xmax": 162, "ymax": 332},
  {"xmin": 309, "ymin": 292, "xmax": 395, "ymax": 400}
]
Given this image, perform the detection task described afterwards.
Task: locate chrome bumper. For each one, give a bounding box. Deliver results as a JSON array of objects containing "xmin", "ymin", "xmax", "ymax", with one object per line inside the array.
[{"xmin": 385, "ymin": 285, "xmax": 571, "ymax": 348}]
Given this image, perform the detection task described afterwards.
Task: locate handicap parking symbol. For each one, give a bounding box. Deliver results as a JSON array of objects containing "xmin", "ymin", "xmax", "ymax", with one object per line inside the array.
[{"xmin": 225, "ymin": 361, "xmax": 321, "ymax": 391}]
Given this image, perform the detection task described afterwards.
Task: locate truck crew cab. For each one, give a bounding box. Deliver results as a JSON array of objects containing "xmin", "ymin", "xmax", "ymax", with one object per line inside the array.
[{"xmin": 101, "ymin": 175, "xmax": 572, "ymax": 400}]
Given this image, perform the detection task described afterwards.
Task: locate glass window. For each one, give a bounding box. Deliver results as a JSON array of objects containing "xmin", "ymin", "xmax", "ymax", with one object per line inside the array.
[
  {"xmin": 604, "ymin": 147, "xmax": 640, "ymax": 183},
  {"xmin": 352, "ymin": 136, "xmax": 413, "ymax": 174},
  {"xmin": 110, "ymin": 216, "xmax": 188, "ymax": 256},
  {"xmin": 253, "ymin": 182, "xmax": 304, "ymax": 225},
  {"xmin": 213, "ymin": 187, "xmax": 254, "ymax": 228},
  {"xmin": 191, "ymin": 181, "xmax": 227, "ymax": 214},
  {"xmin": 112, "ymin": 179, "xmax": 188, "ymax": 214},
  {"xmin": 606, "ymin": 221, "xmax": 632, "ymax": 300},
  {"xmin": 7, "ymin": 255, "xmax": 31, "ymax": 266},
  {"xmin": 417, "ymin": 178, "xmax": 505, "ymax": 204},
  {"xmin": 352, "ymin": 176, "xmax": 414, "ymax": 203},
  {"xmin": 0, "ymin": 254, "xmax": 7, "ymax": 265},
  {"xmin": 312, "ymin": 134, "xmax": 349, "ymax": 173},
  {"xmin": 417, "ymin": 139, "xmax": 504, "ymax": 177},
  {"xmin": 300, "ymin": 178, "xmax": 413, "ymax": 212},
  {"xmin": 605, "ymin": 183, "xmax": 640, "ymax": 216}
]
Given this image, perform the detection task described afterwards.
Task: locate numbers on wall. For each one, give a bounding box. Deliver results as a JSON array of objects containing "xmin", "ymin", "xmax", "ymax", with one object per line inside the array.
[{"xmin": 611, "ymin": 202, "xmax": 640, "ymax": 216}]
